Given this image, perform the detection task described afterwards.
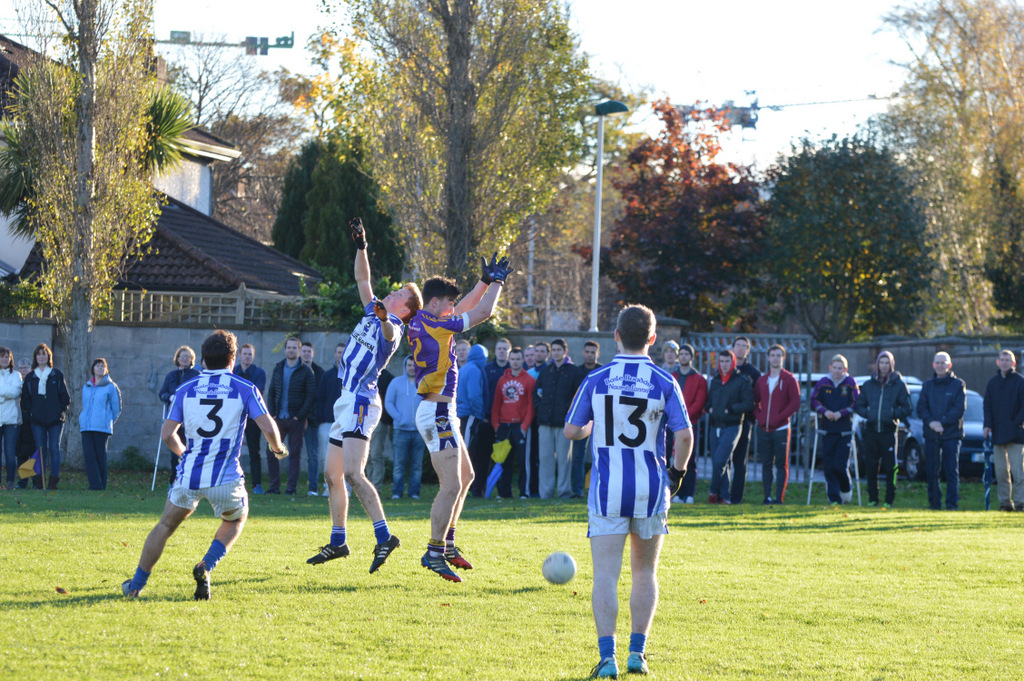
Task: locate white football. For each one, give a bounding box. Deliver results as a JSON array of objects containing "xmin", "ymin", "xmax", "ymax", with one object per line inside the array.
[{"xmin": 542, "ymin": 551, "xmax": 577, "ymax": 585}]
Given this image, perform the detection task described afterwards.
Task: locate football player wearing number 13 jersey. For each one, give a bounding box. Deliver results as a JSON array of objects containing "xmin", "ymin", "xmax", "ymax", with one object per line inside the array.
[
  {"xmin": 564, "ymin": 305, "xmax": 693, "ymax": 678},
  {"xmin": 122, "ymin": 330, "xmax": 288, "ymax": 601}
]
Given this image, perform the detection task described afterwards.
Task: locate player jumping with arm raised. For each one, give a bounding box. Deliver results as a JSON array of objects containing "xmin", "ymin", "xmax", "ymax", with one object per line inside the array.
[
  {"xmin": 307, "ymin": 218, "xmax": 423, "ymax": 573},
  {"xmin": 122, "ymin": 330, "xmax": 289, "ymax": 601},
  {"xmin": 409, "ymin": 255, "xmax": 513, "ymax": 582},
  {"xmin": 564, "ymin": 305, "xmax": 692, "ymax": 677}
]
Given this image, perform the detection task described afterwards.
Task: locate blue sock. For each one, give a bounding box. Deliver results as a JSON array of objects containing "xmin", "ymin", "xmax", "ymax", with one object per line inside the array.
[
  {"xmin": 372, "ymin": 519, "xmax": 391, "ymax": 544},
  {"xmin": 598, "ymin": 636, "xmax": 616, "ymax": 661},
  {"xmin": 331, "ymin": 526, "xmax": 346, "ymax": 547},
  {"xmin": 202, "ymin": 539, "xmax": 227, "ymax": 572},
  {"xmin": 129, "ymin": 566, "xmax": 150, "ymax": 593},
  {"xmin": 445, "ymin": 526, "xmax": 456, "ymax": 549},
  {"xmin": 629, "ymin": 633, "xmax": 647, "ymax": 654}
]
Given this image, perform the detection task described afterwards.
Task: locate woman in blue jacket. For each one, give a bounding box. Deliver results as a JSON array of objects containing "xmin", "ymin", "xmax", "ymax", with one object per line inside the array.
[{"xmin": 80, "ymin": 358, "xmax": 122, "ymax": 490}]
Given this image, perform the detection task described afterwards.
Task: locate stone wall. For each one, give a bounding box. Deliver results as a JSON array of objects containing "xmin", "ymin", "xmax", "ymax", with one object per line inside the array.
[
  {"xmin": 0, "ymin": 320, "xmax": 348, "ymax": 472},
  {"xmin": 0, "ymin": 320, "xmax": 634, "ymax": 470}
]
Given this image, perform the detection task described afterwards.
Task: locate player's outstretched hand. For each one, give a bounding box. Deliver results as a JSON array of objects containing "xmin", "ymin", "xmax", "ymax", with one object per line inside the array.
[
  {"xmin": 667, "ymin": 465, "xmax": 685, "ymax": 496},
  {"xmin": 373, "ymin": 299, "xmax": 389, "ymax": 321},
  {"xmin": 350, "ymin": 217, "xmax": 367, "ymax": 250},
  {"xmin": 480, "ymin": 252, "xmax": 499, "ymax": 284},
  {"xmin": 489, "ymin": 255, "xmax": 514, "ymax": 283}
]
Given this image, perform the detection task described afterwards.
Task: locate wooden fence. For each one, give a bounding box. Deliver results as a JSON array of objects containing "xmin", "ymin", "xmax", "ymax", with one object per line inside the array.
[{"xmin": 14, "ymin": 285, "xmax": 328, "ymax": 328}]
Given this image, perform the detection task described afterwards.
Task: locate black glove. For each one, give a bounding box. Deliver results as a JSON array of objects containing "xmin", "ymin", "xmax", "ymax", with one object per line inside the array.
[
  {"xmin": 350, "ymin": 217, "xmax": 367, "ymax": 250},
  {"xmin": 489, "ymin": 255, "xmax": 514, "ymax": 284},
  {"xmin": 480, "ymin": 252, "xmax": 498, "ymax": 284},
  {"xmin": 667, "ymin": 465, "xmax": 685, "ymax": 496},
  {"xmin": 373, "ymin": 299, "xmax": 389, "ymax": 321}
]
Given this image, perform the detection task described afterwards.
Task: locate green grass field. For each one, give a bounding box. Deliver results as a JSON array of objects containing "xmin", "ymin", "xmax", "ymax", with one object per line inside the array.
[{"xmin": 1, "ymin": 471, "xmax": 1021, "ymax": 680}]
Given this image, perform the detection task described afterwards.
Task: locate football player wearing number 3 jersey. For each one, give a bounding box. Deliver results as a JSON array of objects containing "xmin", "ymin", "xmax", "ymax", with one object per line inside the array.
[
  {"xmin": 564, "ymin": 305, "xmax": 693, "ymax": 678},
  {"xmin": 307, "ymin": 218, "xmax": 423, "ymax": 574},
  {"xmin": 122, "ymin": 330, "xmax": 288, "ymax": 601},
  {"xmin": 408, "ymin": 254, "xmax": 513, "ymax": 582}
]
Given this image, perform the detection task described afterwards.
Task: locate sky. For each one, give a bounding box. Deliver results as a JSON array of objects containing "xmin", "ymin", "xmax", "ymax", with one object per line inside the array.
[{"xmin": 0, "ymin": 0, "xmax": 913, "ymax": 169}]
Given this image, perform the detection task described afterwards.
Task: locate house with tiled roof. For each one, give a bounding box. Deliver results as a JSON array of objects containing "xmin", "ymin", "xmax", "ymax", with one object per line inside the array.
[{"xmin": 0, "ymin": 34, "xmax": 321, "ymax": 308}]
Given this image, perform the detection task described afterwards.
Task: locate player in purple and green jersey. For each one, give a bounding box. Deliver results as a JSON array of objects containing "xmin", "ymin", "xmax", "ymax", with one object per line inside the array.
[{"xmin": 408, "ymin": 255, "xmax": 513, "ymax": 582}]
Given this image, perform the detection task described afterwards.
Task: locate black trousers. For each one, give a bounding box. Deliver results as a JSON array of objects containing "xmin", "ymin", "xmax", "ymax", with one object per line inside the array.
[
  {"xmin": 862, "ymin": 429, "xmax": 898, "ymax": 505},
  {"xmin": 494, "ymin": 423, "xmax": 526, "ymax": 498},
  {"xmin": 469, "ymin": 421, "xmax": 495, "ymax": 497},
  {"xmin": 244, "ymin": 420, "xmax": 264, "ymax": 486},
  {"xmin": 268, "ymin": 417, "xmax": 306, "ymax": 494},
  {"xmin": 730, "ymin": 419, "xmax": 754, "ymax": 503}
]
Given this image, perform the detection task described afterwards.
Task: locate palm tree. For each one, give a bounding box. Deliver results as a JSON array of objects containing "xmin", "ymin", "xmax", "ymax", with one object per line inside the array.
[{"xmin": 0, "ymin": 81, "xmax": 194, "ymax": 235}]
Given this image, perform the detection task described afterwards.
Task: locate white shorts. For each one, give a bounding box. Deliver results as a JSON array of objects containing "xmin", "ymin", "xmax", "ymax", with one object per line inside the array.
[
  {"xmin": 587, "ymin": 511, "xmax": 668, "ymax": 539},
  {"xmin": 329, "ymin": 390, "xmax": 382, "ymax": 445},
  {"xmin": 169, "ymin": 479, "xmax": 248, "ymax": 520},
  {"xmin": 415, "ymin": 400, "xmax": 464, "ymax": 453}
]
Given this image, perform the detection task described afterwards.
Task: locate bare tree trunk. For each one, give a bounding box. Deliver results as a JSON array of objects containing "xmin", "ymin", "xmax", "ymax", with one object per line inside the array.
[
  {"xmin": 63, "ymin": 290, "xmax": 92, "ymax": 467},
  {"xmin": 441, "ymin": 0, "xmax": 477, "ymax": 280},
  {"xmin": 62, "ymin": 0, "xmax": 99, "ymax": 468}
]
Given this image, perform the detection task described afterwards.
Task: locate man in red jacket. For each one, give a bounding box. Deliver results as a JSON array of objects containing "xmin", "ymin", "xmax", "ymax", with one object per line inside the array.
[
  {"xmin": 753, "ymin": 344, "xmax": 801, "ymax": 504},
  {"xmin": 491, "ymin": 347, "xmax": 536, "ymax": 499},
  {"xmin": 670, "ymin": 342, "xmax": 707, "ymax": 504}
]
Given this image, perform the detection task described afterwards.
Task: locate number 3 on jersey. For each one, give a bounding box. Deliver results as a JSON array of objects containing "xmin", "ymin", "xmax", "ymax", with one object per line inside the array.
[
  {"xmin": 604, "ymin": 395, "xmax": 649, "ymax": 448},
  {"xmin": 196, "ymin": 398, "xmax": 224, "ymax": 438}
]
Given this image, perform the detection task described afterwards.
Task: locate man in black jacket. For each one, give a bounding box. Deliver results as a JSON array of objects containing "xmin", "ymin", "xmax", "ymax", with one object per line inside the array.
[
  {"xmin": 534, "ymin": 338, "xmax": 581, "ymax": 499},
  {"xmin": 730, "ymin": 337, "xmax": 761, "ymax": 503},
  {"xmin": 301, "ymin": 342, "xmax": 325, "ymax": 496},
  {"xmin": 917, "ymin": 352, "xmax": 966, "ymax": 511},
  {"xmin": 264, "ymin": 337, "xmax": 316, "ymax": 494},
  {"xmin": 854, "ymin": 351, "xmax": 912, "ymax": 507},
  {"xmin": 706, "ymin": 350, "xmax": 754, "ymax": 504},
  {"xmin": 983, "ymin": 350, "xmax": 1024, "ymax": 511},
  {"xmin": 234, "ymin": 343, "xmax": 268, "ymax": 494},
  {"xmin": 571, "ymin": 340, "xmax": 603, "ymax": 498}
]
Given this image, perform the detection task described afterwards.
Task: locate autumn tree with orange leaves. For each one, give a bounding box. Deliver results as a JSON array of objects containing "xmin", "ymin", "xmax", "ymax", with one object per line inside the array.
[{"xmin": 591, "ymin": 100, "xmax": 764, "ymax": 330}]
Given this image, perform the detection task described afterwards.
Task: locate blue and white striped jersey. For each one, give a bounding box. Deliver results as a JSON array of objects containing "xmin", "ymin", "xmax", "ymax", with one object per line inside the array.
[
  {"xmin": 168, "ymin": 369, "xmax": 269, "ymax": 490},
  {"xmin": 339, "ymin": 298, "xmax": 404, "ymax": 398},
  {"xmin": 566, "ymin": 354, "xmax": 690, "ymax": 518}
]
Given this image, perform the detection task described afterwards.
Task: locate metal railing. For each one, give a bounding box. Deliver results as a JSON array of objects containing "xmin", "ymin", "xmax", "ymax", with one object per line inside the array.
[{"xmin": 683, "ymin": 332, "xmax": 816, "ymax": 486}]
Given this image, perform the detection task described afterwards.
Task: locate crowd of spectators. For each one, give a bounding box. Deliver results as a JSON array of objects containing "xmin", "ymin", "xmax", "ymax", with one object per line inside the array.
[{"xmin": 4, "ymin": 331, "xmax": 1024, "ymax": 513}]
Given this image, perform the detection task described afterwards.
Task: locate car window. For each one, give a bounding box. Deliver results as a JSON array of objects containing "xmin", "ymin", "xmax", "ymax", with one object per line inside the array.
[
  {"xmin": 909, "ymin": 392, "xmax": 919, "ymax": 413},
  {"xmin": 965, "ymin": 393, "xmax": 984, "ymax": 422}
]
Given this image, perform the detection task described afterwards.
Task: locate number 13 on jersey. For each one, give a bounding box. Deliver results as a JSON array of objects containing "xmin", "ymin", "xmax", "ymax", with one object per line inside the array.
[{"xmin": 603, "ymin": 395, "xmax": 651, "ymax": 448}]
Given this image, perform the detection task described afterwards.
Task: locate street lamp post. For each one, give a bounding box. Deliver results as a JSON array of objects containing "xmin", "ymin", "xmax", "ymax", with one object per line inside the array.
[{"xmin": 589, "ymin": 100, "xmax": 630, "ymax": 332}]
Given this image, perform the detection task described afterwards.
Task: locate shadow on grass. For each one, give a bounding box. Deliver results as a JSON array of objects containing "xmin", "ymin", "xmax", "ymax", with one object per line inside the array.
[
  {"xmin": 4, "ymin": 474, "xmax": 1017, "ymax": 538},
  {"xmin": 477, "ymin": 585, "xmax": 546, "ymax": 596},
  {"xmin": 0, "ymin": 573, "xmax": 356, "ymax": 609},
  {"xmin": 0, "ymin": 587, "xmax": 192, "ymax": 608}
]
